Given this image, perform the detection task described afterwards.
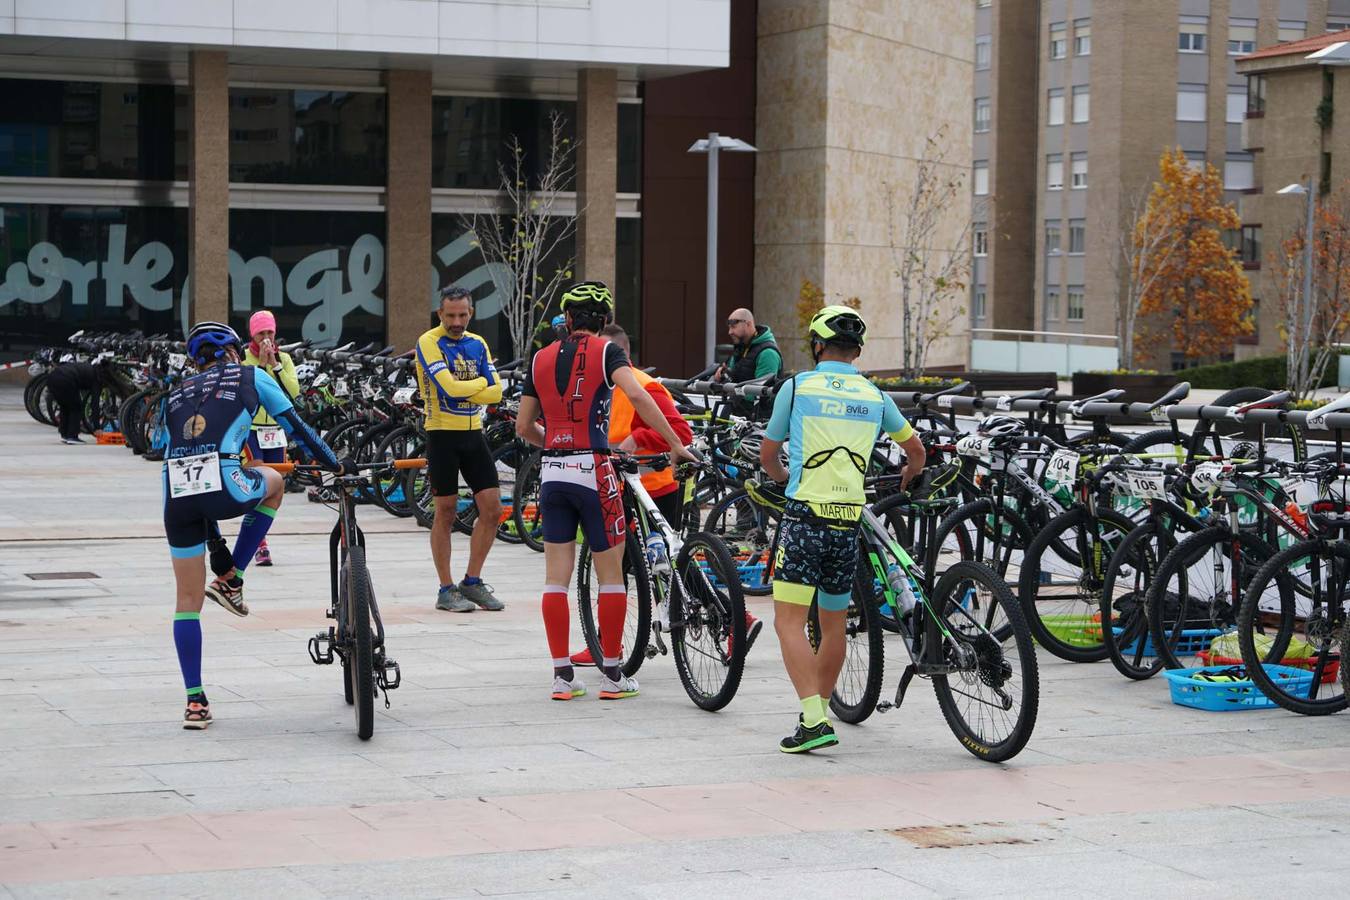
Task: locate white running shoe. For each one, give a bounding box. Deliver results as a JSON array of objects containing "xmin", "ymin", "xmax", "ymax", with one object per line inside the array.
[
  {"xmin": 598, "ymin": 671, "xmax": 639, "ymax": 700},
  {"xmin": 551, "ymin": 674, "xmax": 586, "ymax": 701}
]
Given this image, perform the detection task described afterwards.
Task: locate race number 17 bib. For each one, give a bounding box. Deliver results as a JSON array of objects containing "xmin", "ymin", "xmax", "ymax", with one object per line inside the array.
[{"xmin": 168, "ymin": 452, "xmax": 222, "ymax": 498}]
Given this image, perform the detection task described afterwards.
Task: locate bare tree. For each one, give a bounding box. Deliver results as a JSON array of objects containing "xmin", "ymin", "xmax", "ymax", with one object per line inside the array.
[
  {"xmin": 888, "ymin": 127, "xmax": 972, "ymax": 379},
  {"xmin": 460, "ymin": 110, "xmax": 579, "ymax": 360},
  {"xmin": 1275, "ymin": 191, "xmax": 1350, "ymax": 399},
  {"xmin": 1109, "ymin": 182, "xmax": 1181, "ymax": 370}
]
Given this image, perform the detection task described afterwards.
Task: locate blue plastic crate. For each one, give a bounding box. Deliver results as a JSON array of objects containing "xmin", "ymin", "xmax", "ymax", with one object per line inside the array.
[
  {"xmin": 1113, "ymin": 627, "xmax": 1223, "ymax": 657},
  {"xmin": 1162, "ymin": 664, "xmax": 1315, "ymax": 711}
]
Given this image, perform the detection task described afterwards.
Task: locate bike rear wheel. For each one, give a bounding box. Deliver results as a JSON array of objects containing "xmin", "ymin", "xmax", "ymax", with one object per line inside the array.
[
  {"xmin": 577, "ymin": 534, "xmax": 653, "ymax": 676},
  {"xmin": 1238, "ymin": 539, "xmax": 1347, "ymax": 716},
  {"xmin": 829, "ymin": 550, "xmax": 885, "ymax": 724},
  {"xmin": 341, "ymin": 545, "xmax": 376, "ymax": 740},
  {"xmin": 512, "ymin": 452, "xmax": 545, "ymax": 552},
  {"xmin": 671, "ymin": 531, "xmax": 747, "ymax": 711},
  {"xmin": 703, "ymin": 489, "xmax": 777, "ymax": 596},
  {"xmin": 931, "ymin": 561, "xmax": 1039, "ymax": 763}
]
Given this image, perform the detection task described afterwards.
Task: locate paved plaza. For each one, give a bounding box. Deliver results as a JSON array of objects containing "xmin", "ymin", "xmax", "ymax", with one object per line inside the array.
[{"xmin": 0, "ymin": 387, "xmax": 1348, "ymax": 898}]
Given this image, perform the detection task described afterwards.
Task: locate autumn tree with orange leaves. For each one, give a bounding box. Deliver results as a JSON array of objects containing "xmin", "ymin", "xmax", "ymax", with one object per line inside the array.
[
  {"xmin": 1134, "ymin": 148, "xmax": 1252, "ymax": 363},
  {"xmin": 1274, "ymin": 191, "xmax": 1350, "ymax": 399}
]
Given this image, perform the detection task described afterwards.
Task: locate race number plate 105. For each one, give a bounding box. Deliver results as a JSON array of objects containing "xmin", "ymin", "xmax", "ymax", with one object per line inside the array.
[
  {"xmin": 1125, "ymin": 470, "xmax": 1167, "ymax": 500},
  {"xmin": 168, "ymin": 451, "xmax": 222, "ymax": 498}
]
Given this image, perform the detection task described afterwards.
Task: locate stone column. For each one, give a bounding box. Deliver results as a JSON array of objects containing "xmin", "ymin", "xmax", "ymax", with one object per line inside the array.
[
  {"xmin": 188, "ymin": 50, "xmax": 229, "ymax": 325},
  {"xmin": 385, "ymin": 69, "xmax": 432, "ymax": 353},
  {"xmin": 576, "ymin": 68, "xmax": 617, "ymax": 289}
]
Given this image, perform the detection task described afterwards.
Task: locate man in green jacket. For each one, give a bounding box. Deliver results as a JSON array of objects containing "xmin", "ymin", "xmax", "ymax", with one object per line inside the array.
[{"xmin": 715, "ymin": 308, "xmax": 783, "ymax": 383}]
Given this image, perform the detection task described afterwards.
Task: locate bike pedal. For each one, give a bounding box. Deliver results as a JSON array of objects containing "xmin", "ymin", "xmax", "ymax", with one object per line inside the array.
[
  {"xmin": 377, "ymin": 657, "xmax": 402, "ymax": 691},
  {"xmin": 308, "ymin": 632, "xmax": 335, "ymax": 665},
  {"xmin": 876, "ymin": 701, "xmax": 894, "ymax": 714}
]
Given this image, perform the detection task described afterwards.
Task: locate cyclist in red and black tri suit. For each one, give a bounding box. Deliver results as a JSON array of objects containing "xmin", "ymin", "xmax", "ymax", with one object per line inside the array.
[{"xmin": 515, "ymin": 283, "xmax": 695, "ymax": 702}]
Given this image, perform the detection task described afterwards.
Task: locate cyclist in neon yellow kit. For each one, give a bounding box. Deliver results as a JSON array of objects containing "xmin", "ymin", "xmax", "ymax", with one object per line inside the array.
[{"xmin": 759, "ymin": 306, "xmax": 926, "ymax": 753}]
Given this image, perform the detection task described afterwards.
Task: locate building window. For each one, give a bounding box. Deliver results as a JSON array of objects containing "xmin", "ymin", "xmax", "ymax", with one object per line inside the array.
[
  {"xmin": 1228, "ymin": 19, "xmax": 1257, "ymax": 55},
  {"xmin": 1047, "ymin": 154, "xmax": 1064, "ymax": 190},
  {"xmin": 1226, "ymin": 90, "xmax": 1246, "ymax": 123},
  {"xmin": 974, "ymin": 98, "xmax": 991, "ymax": 133},
  {"xmin": 1049, "ymin": 22, "xmax": 1067, "ymax": 59},
  {"xmin": 1067, "ymin": 287, "xmax": 1085, "ymax": 321},
  {"xmin": 973, "ymin": 160, "xmax": 989, "ymax": 195},
  {"xmin": 1322, "ymin": 151, "xmax": 1333, "ymax": 196},
  {"xmin": 1046, "ymin": 289, "xmax": 1061, "ymax": 321},
  {"xmin": 976, "ymin": 0, "xmax": 991, "ymax": 7},
  {"xmin": 974, "ymin": 288, "xmax": 988, "ymax": 320},
  {"xmin": 1247, "ymin": 75, "xmax": 1266, "ymax": 115},
  {"xmin": 1240, "ymin": 298, "xmax": 1260, "ymax": 345},
  {"xmin": 974, "ymin": 225, "xmax": 989, "ymax": 257},
  {"xmin": 1224, "ymin": 154, "xmax": 1254, "ymax": 190},
  {"xmin": 976, "ymin": 37, "xmax": 991, "ymax": 70},
  {"xmin": 1179, "ymin": 17, "xmax": 1208, "ymax": 53},
  {"xmin": 1048, "ymin": 88, "xmax": 1065, "ymax": 125},
  {"xmin": 1074, "ymin": 19, "xmax": 1091, "ymax": 56},
  {"xmin": 1068, "ymin": 219, "xmax": 1086, "ymax": 254},
  {"xmin": 1177, "ymin": 84, "xmax": 1207, "ymax": 122},
  {"xmin": 1046, "ymin": 221, "xmax": 1062, "ymax": 254},
  {"xmin": 1240, "ymin": 224, "xmax": 1261, "ymax": 267},
  {"xmin": 1071, "ymin": 152, "xmax": 1088, "ymax": 189},
  {"xmin": 1331, "ymin": 21, "xmax": 1350, "ymax": 32},
  {"xmin": 1278, "ymin": 20, "xmax": 1306, "ymax": 43},
  {"xmin": 1184, "ymin": 151, "xmax": 1207, "ymax": 172},
  {"xmin": 1071, "ymin": 86, "xmax": 1090, "ymax": 123}
]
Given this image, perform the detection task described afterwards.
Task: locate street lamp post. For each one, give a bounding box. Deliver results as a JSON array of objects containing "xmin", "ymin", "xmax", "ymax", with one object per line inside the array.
[
  {"xmin": 688, "ymin": 133, "xmax": 757, "ymax": 368},
  {"xmin": 1278, "ymin": 179, "xmax": 1317, "ymax": 390}
]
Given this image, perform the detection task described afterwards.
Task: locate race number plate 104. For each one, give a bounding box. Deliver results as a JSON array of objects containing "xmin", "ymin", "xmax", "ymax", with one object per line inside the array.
[
  {"xmin": 1045, "ymin": 449, "xmax": 1080, "ymax": 485},
  {"xmin": 168, "ymin": 451, "xmax": 222, "ymax": 498}
]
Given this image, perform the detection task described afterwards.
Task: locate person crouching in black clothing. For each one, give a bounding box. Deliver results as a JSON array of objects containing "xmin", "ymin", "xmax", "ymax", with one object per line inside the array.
[{"xmin": 45, "ymin": 361, "xmax": 105, "ymax": 444}]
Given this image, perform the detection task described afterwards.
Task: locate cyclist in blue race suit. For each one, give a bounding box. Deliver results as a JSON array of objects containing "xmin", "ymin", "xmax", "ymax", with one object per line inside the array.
[{"xmin": 164, "ymin": 321, "xmax": 351, "ymax": 729}]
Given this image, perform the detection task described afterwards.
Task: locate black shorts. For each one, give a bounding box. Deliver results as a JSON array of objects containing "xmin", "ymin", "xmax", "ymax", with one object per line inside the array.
[{"xmin": 426, "ymin": 430, "xmax": 499, "ymax": 497}]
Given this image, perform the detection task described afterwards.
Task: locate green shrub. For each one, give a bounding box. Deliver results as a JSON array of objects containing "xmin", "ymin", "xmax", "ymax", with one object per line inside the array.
[
  {"xmin": 870, "ymin": 375, "xmax": 960, "ymax": 392},
  {"xmin": 1174, "ymin": 355, "xmax": 1338, "ymax": 390}
]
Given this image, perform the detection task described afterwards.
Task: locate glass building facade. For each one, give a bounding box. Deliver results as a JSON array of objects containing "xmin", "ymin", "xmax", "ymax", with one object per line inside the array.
[{"xmin": 0, "ymin": 76, "xmax": 641, "ymax": 361}]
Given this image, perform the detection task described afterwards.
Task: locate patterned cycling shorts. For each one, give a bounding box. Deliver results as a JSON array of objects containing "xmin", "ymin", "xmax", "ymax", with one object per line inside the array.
[{"xmin": 772, "ymin": 500, "xmax": 859, "ymax": 612}]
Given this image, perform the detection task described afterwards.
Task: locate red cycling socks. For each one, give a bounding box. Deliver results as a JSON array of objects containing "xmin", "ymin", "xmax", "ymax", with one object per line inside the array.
[
  {"xmin": 598, "ymin": 584, "xmax": 627, "ymax": 664},
  {"xmin": 542, "ymin": 586, "xmax": 571, "ymax": 671}
]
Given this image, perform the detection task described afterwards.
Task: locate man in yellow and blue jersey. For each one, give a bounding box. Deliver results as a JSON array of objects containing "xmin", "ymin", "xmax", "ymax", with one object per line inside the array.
[
  {"xmin": 416, "ymin": 286, "xmax": 506, "ymax": 613},
  {"xmin": 759, "ymin": 306, "xmax": 926, "ymax": 753}
]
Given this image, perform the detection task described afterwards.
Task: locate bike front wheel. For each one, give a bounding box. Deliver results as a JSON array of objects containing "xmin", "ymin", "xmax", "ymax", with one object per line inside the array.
[
  {"xmin": 340, "ymin": 545, "xmax": 376, "ymax": 740},
  {"xmin": 670, "ymin": 531, "xmax": 747, "ymax": 711},
  {"xmin": 930, "ymin": 561, "xmax": 1039, "ymax": 763},
  {"xmin": 577, "ymin": 534, "xmax": 653, "ymax": 677}
]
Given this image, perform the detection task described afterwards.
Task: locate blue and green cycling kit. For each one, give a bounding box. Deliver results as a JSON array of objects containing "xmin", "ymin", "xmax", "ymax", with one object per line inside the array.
[
  {"xmin": 765, "ymin": 361, "xmax": 914, "ymax": 611},
  {"xmin": 162, "ymin": 362, "xmax": 339, "ymax": 557}
]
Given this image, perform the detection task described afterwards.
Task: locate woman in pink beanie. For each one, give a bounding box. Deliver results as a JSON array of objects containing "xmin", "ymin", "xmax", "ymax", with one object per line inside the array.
[{"xmin": 242, "ymin": 310, "xmax": 299, "ymax": 566}]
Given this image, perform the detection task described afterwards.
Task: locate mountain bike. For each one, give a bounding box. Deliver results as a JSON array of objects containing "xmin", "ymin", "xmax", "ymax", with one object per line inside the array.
[
  {"xmin": 829, "ymin": 484, "xmax": 1039, "ymax": 762},
  {"xmin": 264, "ymin": 458, "xmax": 424, "ymax": 739},
  {"xmin": 575, "ymin": 452, "xmax": 749, "ymax": 710}
]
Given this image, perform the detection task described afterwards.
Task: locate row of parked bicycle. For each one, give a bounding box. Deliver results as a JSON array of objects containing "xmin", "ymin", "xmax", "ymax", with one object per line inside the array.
[{"xmin": 19, "ymin": 332, "xmax": 1350, "ymax": 745}]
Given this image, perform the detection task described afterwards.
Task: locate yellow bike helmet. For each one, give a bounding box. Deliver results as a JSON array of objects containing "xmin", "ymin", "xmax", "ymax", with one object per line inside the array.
[
  {"xmin": 559, "ymin": 282, "xmax": 614, "ymax": 313},
  {"xmin": 808, "ymin": 305, "xmax": 867, "ymax": 347}
]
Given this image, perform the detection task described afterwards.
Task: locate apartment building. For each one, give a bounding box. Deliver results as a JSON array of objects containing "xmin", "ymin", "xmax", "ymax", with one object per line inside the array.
[
  {"xmin": 1236, "ymin": 31, "xmax": 1350, "ymax": 354},
  {"xmin": 974, "ymin": 0, "xmax": 1350, "ymax": 368}
]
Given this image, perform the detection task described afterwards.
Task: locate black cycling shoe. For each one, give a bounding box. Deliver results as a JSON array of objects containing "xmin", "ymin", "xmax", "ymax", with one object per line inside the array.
[{"xmin": 779, "ymin": 715, "xmax": 838, "ymax": 754}]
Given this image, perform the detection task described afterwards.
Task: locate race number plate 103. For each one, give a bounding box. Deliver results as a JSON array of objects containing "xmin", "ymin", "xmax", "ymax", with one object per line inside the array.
[{"xmin": 168, "ymin": 451, "xmax": 222, "ymax": 498}]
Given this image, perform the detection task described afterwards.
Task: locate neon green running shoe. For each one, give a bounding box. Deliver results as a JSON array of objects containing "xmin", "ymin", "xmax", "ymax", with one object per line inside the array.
[{"xmin": 779, "ymin": 715, "xmax": 838, "ymax": 753}]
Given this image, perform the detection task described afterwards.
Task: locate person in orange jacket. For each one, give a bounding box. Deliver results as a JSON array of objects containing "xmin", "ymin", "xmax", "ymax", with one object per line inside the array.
[{"xmin": 569, "ymin": 324, "xmax": 763, "ymax": 665}]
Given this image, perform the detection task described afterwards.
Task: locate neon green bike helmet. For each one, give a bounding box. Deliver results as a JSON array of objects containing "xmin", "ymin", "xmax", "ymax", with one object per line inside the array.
[
  {"xmin": 559, "ymin": 281, "xmax": 614, "ymax": 313},
  {"xmin": 808, "ymin": 305, "xmax": 867, "ymax": 347}
]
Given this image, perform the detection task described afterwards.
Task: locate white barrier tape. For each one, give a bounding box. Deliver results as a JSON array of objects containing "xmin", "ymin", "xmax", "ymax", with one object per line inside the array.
[{"xmin": 0, "ymin": 359, "xmax": 34, "ymax": 371}]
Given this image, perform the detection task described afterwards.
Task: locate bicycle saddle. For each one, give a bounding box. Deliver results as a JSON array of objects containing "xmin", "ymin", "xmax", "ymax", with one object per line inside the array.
[{"xmin": 1148, "ymin": 382, "xmax": 1191, "ymax": 409}]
